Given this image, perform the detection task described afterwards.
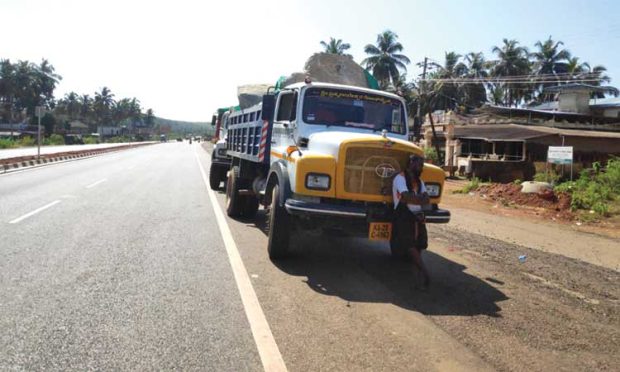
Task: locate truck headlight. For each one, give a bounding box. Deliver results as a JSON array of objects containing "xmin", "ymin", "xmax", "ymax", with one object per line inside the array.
[
  {"xmin": 305, "ymin": 173, "xmax": 331, "ymax": 190},
  {"xmin": 425, "ymin": 183, "xmax": 441, "ymax": 197},
  {"xmin": 216, "ymin": 148, "xmax": 227, "ymax": 157}
]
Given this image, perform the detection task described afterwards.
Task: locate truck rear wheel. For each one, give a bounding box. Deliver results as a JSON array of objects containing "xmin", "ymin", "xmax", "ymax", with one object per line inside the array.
[
  {"xmin": 209, "ymin": 163, "xmax": 221, "ymax": 190},
  {"xmin": 267, "ymin": 184, "xmax": 290, "ymax": 260},
  {"xmin": 226, "ymin": 166, "xmax": 243, "ymax": 217}
]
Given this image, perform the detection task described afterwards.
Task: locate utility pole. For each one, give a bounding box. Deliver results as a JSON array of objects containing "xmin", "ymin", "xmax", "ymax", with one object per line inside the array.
[
  {"xmin": 35, "ymin": 106, "xmax": 44, "ymax": 160},
  {"xmin": 416, "ymin": 57, "xmax": 428, "ymax": 121}
]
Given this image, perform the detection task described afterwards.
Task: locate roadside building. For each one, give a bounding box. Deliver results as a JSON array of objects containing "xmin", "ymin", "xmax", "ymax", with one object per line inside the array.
[{"xmin": 423, "ymin": 84, "xmax": 620, "ymax": 182}]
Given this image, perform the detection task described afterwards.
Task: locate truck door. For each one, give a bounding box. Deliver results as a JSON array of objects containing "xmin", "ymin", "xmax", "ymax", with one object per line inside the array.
[{"xmin": 273, "ymin": 91, "xmax": 297, "ymax": 148}]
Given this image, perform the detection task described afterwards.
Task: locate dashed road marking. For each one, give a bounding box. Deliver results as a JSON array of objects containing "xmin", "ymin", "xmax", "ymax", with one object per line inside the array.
[
  {"xmin": 194, "ymin": 148, "xmax": 287, "ymax": 372},
  {"xmin": 85, "ymin": 178, "xmax": 107, "ymax": 189},
  {"xmin": 9, "ymin": 200, "xmax": 61, "ymax": 224}
]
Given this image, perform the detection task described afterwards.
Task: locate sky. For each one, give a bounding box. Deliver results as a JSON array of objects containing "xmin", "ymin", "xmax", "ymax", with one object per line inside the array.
[{"xmin": 3, "ymin": 0, "xmax": 619, "ymax": 122}]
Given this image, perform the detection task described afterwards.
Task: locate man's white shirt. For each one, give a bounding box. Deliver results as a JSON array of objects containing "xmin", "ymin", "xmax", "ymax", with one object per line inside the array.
[{"xmin": 392, "ymin": 173, "xmax": 426, "ymax": 212}]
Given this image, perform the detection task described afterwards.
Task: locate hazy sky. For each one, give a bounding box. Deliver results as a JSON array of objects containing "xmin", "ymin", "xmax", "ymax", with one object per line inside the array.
[{"xmin": 3, "ymin": 0, "xmax": 619, "ymax": 122}]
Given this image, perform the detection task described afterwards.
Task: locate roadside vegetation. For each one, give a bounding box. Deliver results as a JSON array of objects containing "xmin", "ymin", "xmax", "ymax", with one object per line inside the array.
[{"xmin": 554, "ymin": 157, "xmax": 620, "ymax": 217}]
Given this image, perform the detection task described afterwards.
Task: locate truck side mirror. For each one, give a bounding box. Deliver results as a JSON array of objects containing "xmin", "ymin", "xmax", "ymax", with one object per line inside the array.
[
  {"xmin": 211, "ymin": 115, "xmax": 217, "ymax": 126},
  {"xmin": 261, "ymin": 95, "xmax": 275, "ymax": 121}
]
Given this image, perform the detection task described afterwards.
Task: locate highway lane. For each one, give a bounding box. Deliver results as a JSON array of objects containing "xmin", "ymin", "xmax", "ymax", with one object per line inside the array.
[{"xmin": 1, "ymin": 142, "xmax": 262, "ymax": 370}]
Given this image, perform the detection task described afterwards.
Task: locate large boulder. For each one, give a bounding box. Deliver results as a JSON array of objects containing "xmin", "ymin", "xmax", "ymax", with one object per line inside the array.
[
  {"xmin": 281, "ymin": 53, "xmax": 371, "ymax": 88},
  {"xmin": 237, "ymin": 84, "xmax": 270, "ymax": 109}
]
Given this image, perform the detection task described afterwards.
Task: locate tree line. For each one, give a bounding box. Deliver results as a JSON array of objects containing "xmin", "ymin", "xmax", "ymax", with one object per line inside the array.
[
  {"xmin": 320, "ymin": 33, "xmax": 616, "ymax": 116},
  {"xmin": 0, "ymin": 58, "xmax": 155, "ymax": 134}
]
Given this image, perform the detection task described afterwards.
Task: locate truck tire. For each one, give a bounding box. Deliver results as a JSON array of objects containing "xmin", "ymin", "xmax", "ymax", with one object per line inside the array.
[
  {"xmin": 219, "ymin": 168, "xmax": 228, "ymax": 187},
  {"xmin": 242, "ymin": 195, "xmax": 259, "ymax": 218},
  {"xmin": 267, "ymin": 184, "xmax": 290, "ymax": 260},
  {"xmin": 209, "ymin": 163, "xmax": 221, "ymax": 190},
  {"xmin": 226, "ymin": 166, "xmax": 243, "ymax": 217}
]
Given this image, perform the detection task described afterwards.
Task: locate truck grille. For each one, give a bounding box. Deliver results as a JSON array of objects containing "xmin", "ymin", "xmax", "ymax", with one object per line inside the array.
[{"xmin": 343, "ymin": 147, "xmax": 410, "ymax": 196}]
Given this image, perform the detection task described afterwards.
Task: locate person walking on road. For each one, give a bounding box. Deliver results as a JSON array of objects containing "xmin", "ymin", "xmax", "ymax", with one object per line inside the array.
[{"xmin": 392, "ymin": 154, "xmax": 431, "ymax": 288}]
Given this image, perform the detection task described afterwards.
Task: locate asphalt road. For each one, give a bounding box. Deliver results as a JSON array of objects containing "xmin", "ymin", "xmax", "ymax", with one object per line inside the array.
[
  {"xmin": 1, "ymin": 142, "xmax": 617, "ymax": 371},
  {"xmin": 1, "ymin": 143, "xmax": 261, "ymax": 370}
]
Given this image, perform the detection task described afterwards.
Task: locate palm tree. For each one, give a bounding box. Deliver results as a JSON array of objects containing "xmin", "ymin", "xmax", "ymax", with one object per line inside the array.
[
  {"xmin": 531, "ymin": 37, "xmax": 571, "ymax": 76},
  {"xmin": 144, "ymin": 108, "xmax": 155, "ymax": 127},
  {"xmin": 94, "ymin": 87, "xmax": 115, "ymax": 126},
  {"xmin": 428, "ymin": 52, "xmax": 467, "ymax": 111},
  {"xmin": 531, "ymin": 37, "xmax": 571, "ymax": 97},
  {"xmin": 319, "ymin": 38, "xmax": 351, "ymax": 55},
  {"xmin": 462, "ymin": 52, "xmax": 490, "ymax": 107},
  {"xmin": 362, "ymin": 30, "xmax": 411, "ymax": 89},
  {"xmin": 491, "ymin": 39, "xmax": 532, "ymax": 106}
]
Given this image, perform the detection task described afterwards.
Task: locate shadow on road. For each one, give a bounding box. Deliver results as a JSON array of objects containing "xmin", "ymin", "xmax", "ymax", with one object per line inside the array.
[{"xmin": 245, "ymin": 211, "xmax": 507, "ymax": 317}]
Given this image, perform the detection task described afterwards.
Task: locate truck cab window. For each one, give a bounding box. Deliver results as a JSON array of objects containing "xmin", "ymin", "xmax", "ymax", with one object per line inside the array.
[{"xmin": 276, "ymin": 93, "xmax": 296, "ymax": 121}]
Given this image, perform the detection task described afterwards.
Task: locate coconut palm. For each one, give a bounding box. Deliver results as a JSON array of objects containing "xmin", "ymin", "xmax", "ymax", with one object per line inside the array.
[
  {"xmin": 428, "ymin": 52, "xmax": 467, "ymax": 111},
  {"xmin": 93, "ymin": 87, "xmax": 115, "ymax": 126},
  {"xmin": 319, "ymin": 38, "xmax": 351, "ymax": 55},
  {"xmin": 531, "ymin": 37, "xmax": 571, "ymax": 76},
  {"xmin": 362, "ymin": 30, "xmax": 410, "ymax": 89},
  {"xmin": 491, "ymin": 39, "xmax": 532, "ymax": 106},
  {"xmin": 462, "ymin": 52, "xmax": 490, "ymax": 107}
]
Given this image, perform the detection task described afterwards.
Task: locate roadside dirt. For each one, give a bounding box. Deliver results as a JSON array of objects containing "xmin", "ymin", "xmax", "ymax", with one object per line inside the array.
[
  {"xmin": 427, "ymin": 225, "xmax": 619, "ymax": 372},
  {"xmin": 443, "ymin": 179, "xmax": 620, "ymax": 240}
]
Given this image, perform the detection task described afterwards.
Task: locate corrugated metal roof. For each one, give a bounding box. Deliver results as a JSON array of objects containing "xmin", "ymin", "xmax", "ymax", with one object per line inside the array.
[
  {"xmin": 453, "ymin": 125, "xmax": 554, "ymax": 142},
  {"xmin": 452, "ymin": 124, "xmax": 620, "ymax": 141}
]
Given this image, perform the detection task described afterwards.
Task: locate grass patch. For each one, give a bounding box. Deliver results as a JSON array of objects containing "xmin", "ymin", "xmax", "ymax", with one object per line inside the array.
[{"xmin": 453, "ymin": 177, "xmax": 481, "ymax": 194}]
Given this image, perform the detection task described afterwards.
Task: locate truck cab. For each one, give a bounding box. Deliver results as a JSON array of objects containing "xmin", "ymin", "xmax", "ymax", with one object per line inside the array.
[
  {"xmin": 223, "ymin": 81, "xmax": 450, "ymax": 260},
  {"xmin": 209, "ymin": 108, "xmax": 233, "ymax": 190}
]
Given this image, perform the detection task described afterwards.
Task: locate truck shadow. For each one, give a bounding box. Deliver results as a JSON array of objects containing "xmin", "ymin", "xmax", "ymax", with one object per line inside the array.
[
  {"xmin": 245, "ymin": 212, "xmax": 507, "ymax": 317},
  {"xmin": 282, "ymin": 234, "xmax": 506, "ymax": 317}
]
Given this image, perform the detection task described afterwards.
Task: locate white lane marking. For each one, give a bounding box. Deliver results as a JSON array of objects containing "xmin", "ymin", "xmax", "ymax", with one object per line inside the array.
[
  {"xmin": 194, "ymin": 149, "xmax": 287, "ymax": 372},
  {"xmin": 9, "ymin": 200, "xmax": 61, "ymax": 224},
  {"xmin": 85, "ymin": 178, "xmax": 107, "ymax": 189}
]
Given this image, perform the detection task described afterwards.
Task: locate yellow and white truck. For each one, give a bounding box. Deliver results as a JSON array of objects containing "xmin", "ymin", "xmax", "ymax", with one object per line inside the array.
[{"xmin": 223, "ymin": 80, "xmax": 450, "ymax": 260}]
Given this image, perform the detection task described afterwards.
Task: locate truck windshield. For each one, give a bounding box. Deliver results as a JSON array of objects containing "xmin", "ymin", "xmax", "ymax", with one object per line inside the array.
[{"xmin": 302, "ymin": 87, "xmax": 406, "ymax": 134}]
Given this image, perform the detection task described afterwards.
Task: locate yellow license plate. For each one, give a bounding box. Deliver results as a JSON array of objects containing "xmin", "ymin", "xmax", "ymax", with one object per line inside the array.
[{"xmin": 369, "ymin": 222, "xmax": 392, "ymax": 241}]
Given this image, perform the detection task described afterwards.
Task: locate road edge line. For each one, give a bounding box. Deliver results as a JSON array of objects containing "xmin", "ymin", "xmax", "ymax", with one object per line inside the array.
[{"xmin": 194, "ymin": 149, "xmax": 288, "ymax": 372}]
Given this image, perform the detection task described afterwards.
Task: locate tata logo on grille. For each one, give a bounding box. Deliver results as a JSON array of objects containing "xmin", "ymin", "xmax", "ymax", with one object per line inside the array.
[{"xmin": 375, "ymin": 163, "xmax": 396, "ymax": 178}]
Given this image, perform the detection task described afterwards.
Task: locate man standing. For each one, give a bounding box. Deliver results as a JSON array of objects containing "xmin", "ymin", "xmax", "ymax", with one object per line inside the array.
[{"xmin": 392, "ymin": 154, "xmax": 431, "ymax": 288}]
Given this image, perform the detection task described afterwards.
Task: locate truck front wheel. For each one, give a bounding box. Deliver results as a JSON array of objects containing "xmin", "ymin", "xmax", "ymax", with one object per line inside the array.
[
  {"xmin": 267, "ymin": 184, "xmax": 290, "ymax": 260},
  {"xmin": 226, "ymin": 166, "xmax": 243, "ymax": 217},
  {"xmin": 209, "ymin": 163, "xmax": 221, "ymax": 190}
]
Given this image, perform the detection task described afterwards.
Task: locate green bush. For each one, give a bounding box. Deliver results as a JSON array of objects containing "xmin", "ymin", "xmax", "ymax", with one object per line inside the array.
[
  {"xmin": 423, "ymin": 146, "xmax": 439, "ymax": 164},
  {"xmin": 554, "ymin": 157, "xmax": 620, "ymax": 216},
  {"xmin": 44, "ymin": 134, "xmax": 65, "ymax": 146},
  {"xmin": 0, "ymin": 138, "xmax": 17, "ymax": 149},
  {"xmin": 83, "ymin": 136, "xmax": 99, "ymax": 144},
  {"xmin": 18, "ymin": 136, "xmax": 35, "ymax": 146},
  {"xmin": 533, "ymin": 169, "xmax": 561, "ymax": 183}
]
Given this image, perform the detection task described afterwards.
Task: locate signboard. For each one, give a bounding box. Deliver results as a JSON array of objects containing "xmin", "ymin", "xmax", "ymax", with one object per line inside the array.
[{"xmin": 548, "ymin": 146, "xmax": 573, "ymax": 164}]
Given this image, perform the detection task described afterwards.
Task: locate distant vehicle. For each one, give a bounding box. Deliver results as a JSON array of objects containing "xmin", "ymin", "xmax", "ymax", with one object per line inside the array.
[
  {"xmin": 160, "ymin": 134, "xmax": 167, "ymax": 142},
  {"xmin": 176, "ymin": 137, "xmax": 183, "ymax": 142},
  {"xmin": 194, "ymin": 136, "xmax": 202, "ymax": 142}
]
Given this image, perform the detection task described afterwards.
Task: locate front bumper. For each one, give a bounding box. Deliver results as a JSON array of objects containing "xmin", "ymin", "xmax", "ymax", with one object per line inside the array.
[{"xmin": 284, "ymin": 198, "xmax": 451, "ymax": 223}]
